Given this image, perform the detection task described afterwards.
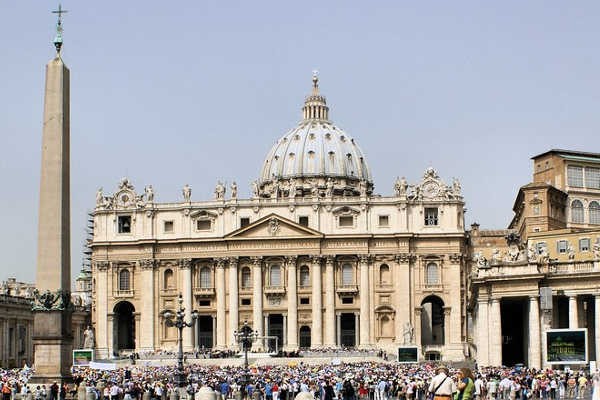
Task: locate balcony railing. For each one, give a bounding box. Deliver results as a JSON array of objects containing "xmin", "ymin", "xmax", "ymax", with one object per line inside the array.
[
  {"xmin": 114, "ymin": 289, "xmax": 134, "ymax": 298},
  {"xmin": 336, "ymin": 284, "xmax": 359, "ymax": 294},
  {"xmin": 264, "ymin": 285, "xmax": 286, "ymax": 295},
  {"xmin": 193, "ymin": 287, "xmax": 215, "ymax": 296}
]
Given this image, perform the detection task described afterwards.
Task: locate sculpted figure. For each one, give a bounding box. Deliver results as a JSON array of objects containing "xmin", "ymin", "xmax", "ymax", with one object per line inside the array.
[
  {"xmin": 394, "ymin": 176, "xmax": 408, "ymax": 196},
  {"xmin": 145, "ymin": 185, "xmax": 154, "ymax": 202},
  {"xmin": 491, "ymin": 248, "xmax": 501, "ymax": 263},
  {"xmin": 96, "ymin": 187, "xmax": 104, "ymax": 207},
  {"xmin": 452, "ymin": 178, "xmax": 462, "ymax": 196},
  {"xmin": 288, "ymin": 178, "xmax": 297, "ymax": 198},
  {"xmin": 230, "ymin": 181, "xmax": 238, "ymax": 199},
  {"xmin": 359, "ymin": 180, "xmax": 368, "ymax": 197},
  {"xmin": 251, "ymin": 181, "xmax": 259, "ymax": 198},
  {"xmin": 594, "ymin": 242, "xmax": 600, "ymax": 260},
  {"xmin": 527, "ymin": 244, "xmax": 537, "ymax": 262},
  {"xmin": 215, "ymin": 181, "xmax": 226, "ymax": 200},
  {"xmin": 326, "ymin": 178, "xmax": 334, "ymax": 197},
  {"xmin": 473, "ymin": 251, "xmax": 487, "ymax": 268},
  {"xmin": 567, "ymin": 243, "xmax": 575, "ymax": 260},
  {"xmin": 83, "ymin": 326, "xmax": 95, "ymax": 349},
  {"xmin": 182, "ymin": 184, "xmax": 192, "ymax": 202},
  {"xmin": 403, "ymin": 322, "xmax": 414, "ymax": 345}
]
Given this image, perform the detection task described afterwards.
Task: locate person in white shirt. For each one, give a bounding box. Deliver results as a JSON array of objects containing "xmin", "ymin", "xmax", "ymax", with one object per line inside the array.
[
  {"xmin": 428, "ymin": 366, "xmax": 455, "ymax": 400},
  {"xmin": 474, "ymin": 376, "xmax": 484, "ymax": 400}
]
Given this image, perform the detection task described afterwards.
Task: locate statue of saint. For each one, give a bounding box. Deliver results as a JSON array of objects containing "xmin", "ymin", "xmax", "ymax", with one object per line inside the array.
[
  {"xmin": 251, "ymin": 181, "xmax": 260, "ymax": 198},
  {"xmin": 83, "ymin": 326, "xmax": 95, "ymax": 349},
  {"xmin": 326, "ymin": 178, "xmax": 334, "ymax": 197},
  {"xmin": 96, "ymin": 187, "xmax": 104, "ymax": 207},
  {"xmin": 593, "ymin": 242, "xmax": 600, "ymax": 260},
  {"xmin": 145, "ymin": 185, "xmax": 154, "ymax": 202},
  {"xmin": 182, "ymin": 184, "xmax": 192, "ymax": 202},
  {"xmin": 403, "ymin": 322, "xmax": 414, "ymax": 345},
  {"xmin": 394, "ymin": 177, "xmax": 408, "ymax": 196},
  {"xmin": 230, "ymin": 181, "xmax": 238, "ymax": 199},
  {"xmin": 452, "ymin": 178, "xmax": 461, "ymax": 196},
  {"xmin": 215, "ymin": 181, "xmax": 226, "ymax": 200},
  {"xmin": 288, "ymin": 178, "xmax": 297, "ymax": 198}
]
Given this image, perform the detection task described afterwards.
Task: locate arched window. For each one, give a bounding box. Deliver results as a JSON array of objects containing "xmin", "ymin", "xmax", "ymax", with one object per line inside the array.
[
  {"xmin": 425, "ymin": 262, "xmax": 439, "ymax": 285},
  {"xmin": 119, "ymin": 269, "xmax": 130, "ymax": 291},
  {"xmin": 241, "ymin": 267, "xmax": 251, "ymax": 289},
  {"xmin": 341, "ymin": 263, "xmax": 353, "ymax": 285},
  {"xmin": 380, "ymin": 316, "xmax": 393, "ymax": 337},
  {"xmin": 270, "ymin": 264, "xmax": 282, "ymax": 286},
  {"xmin": 571, "ymin": 200, "xmax": 584, "ymax": 224},
  {"xmin": 589, "ymin": 201, "xmax": 600, "ymax": 225},
  {"xmin": 299, "ymin": 265, "xmax": 310, "ymax": 287},
  {"xmin": 379, "ymin": 264, "xmax": 391, "ymax": 284},
  {"xmin": 200, "ymin": 267, "xmax": 211, "ymax": 288},
  {"xmin": 163, "ymin": 269, "xmax": 174, "ymax": 289}
]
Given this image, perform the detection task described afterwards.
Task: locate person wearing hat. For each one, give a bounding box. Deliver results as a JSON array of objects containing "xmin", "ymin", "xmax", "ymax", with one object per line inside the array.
[{"xmin": 428, "ymin": 366, "xmax": 454, "ymax": 400}]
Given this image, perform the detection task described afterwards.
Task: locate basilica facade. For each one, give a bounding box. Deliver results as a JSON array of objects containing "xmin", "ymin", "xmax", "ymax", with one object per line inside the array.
[{"xmin": 90, "ymin": 76, "xmax": 469, "ymax": 361}]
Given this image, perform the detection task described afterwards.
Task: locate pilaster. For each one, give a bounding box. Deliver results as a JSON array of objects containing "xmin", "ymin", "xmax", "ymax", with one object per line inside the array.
[
  {"xmin": 489, "ymin": 298, "xmax": 502, "ymax": 366},
  {"xmin": 228, "ymin": 258, "xmax": 239, "ymax": 349},
  {"xmin": 251, "ymin": 257, "xmax": 264, "ymax": 351},
  {"xmin": 476, "ymin": 298, "xmax": 489, "ymax": 366},
  {"xmin": 139, "ymin": 259, "xmax": 156, "ymax": 351},
  {"xmin": 324, "ymin": 256, "xmax": 336, "ymax": 347},
  {"xmin": 311, "ymin": 255, "xmax": 323, "ymax": 347},
  {"xmin": 286, "ymin": 256, "xmax": 298, "ymax": 350},
  {"xmin": 215, "ymin": 258, "xmax": 227, "ymax": 349},
  {"xmin": 569, "ymin": 295, "xmax": 578, "ymax": 328},
  {"xmin": 359, "ymin": 254, "xmax": 371, "ymax": 347},
  {"xmin": 528, "ymin": 295, "xmax": 541, "ymax": 369},
  {"xmin": 180, "ymin": 259, "xmax": 194, "ymax": 351}
]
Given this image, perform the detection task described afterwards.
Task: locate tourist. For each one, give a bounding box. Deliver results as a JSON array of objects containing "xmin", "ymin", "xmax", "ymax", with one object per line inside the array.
[
  {"xmin": 455, "ymin": 368, "xmax": 475, "ymax": 400},
  {"xmin": 429, "ymin": 366, "xmax": 454, "ymax": 400}
]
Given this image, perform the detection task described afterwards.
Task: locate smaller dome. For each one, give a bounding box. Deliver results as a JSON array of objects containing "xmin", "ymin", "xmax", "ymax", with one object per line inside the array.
[{"xmin": 257, "ymin": 73, "xmax": 373, "ymax": 199}]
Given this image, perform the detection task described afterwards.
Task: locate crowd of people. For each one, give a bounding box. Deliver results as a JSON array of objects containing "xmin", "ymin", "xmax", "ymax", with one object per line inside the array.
[{"xmin": 0, "ymin": 361, "xmax": 599, "ymax": 400}]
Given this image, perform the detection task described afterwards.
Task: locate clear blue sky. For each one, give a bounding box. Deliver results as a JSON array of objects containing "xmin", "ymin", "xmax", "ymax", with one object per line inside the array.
[{"xmin": 2, "ymin": 1, "xmax": 600, "ymax": 283}]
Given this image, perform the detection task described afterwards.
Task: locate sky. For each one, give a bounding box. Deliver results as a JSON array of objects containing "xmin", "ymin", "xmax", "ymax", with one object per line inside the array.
[{"xmin": 2, "ymin": 1, "xmax": 600, "ymax": 284}]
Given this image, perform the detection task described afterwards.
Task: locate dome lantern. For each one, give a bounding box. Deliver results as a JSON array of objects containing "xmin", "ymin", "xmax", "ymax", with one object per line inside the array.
[{"xmin": 302, "ymin": 72, "xmax": 329, "ymax": 121}]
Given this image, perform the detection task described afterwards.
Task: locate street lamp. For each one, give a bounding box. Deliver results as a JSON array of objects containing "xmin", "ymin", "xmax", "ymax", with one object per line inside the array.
[
  {"xmin": 233, "ymin": 321, "xmax": 259, "ymax": 399},
  {"xmin": 162, "ymin": 293, "xmax": 199, "ymax": 389}
]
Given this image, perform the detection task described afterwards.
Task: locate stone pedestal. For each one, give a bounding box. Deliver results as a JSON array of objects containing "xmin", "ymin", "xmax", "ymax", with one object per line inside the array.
[{"xmin": 31, "ymin": 310, "xmax": 73, "ymax": 383}]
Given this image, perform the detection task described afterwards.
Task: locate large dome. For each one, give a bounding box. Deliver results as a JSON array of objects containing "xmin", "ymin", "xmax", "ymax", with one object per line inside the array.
[{"xmin": 257, "ymin": 74, "xmax": 373, "ymax": 199}]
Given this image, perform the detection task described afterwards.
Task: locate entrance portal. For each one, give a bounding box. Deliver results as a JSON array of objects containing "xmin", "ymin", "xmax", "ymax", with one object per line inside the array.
[
  {"xmin": 268, "ymin": 314, "xmax": 284, "ymax": 352},
  {"xmin": 501, "ymin": 298, "xmax": 527, "ymax": 366},
  {"xmin": 340, "ymin": 313, "xmax": 356, "ymax": 347},
  {"xmin": 197, "ymin": 316, "xmax": 213, "ymax": 349},
  {"xmin": 114, "ymin": 301, "xmax": 135, "ymax": 351},
  {"xmin": 421, "ymin": 296, "xmax": 444, "ymax": 345},
  {"xmin": 299, "ymin": 326, "xmax": 311, "ymax": 348}
]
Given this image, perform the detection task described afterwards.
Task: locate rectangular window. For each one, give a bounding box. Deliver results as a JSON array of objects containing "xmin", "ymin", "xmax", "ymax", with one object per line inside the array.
[
  {"xmin": 118, "ymin": 215, "xmax": 132, "ymax": 233},
  {"xmin": 241, "ymin": 298, "xmax": 251, "ymax": 306},
  {"xmin": 424, "ymin": 208, "xmax": 439, "ymax": 226},
  {"xmin": 298, "ymin": 216, "xmax": 309, "ymax": 227},
  {"xmin": 198, "ymin": 300, "xmax": 210, "ymax": 307},
  {"xmin": 300, "ymin": 297, "xmax": 310, "ymax": 305},
  {"xmin": 378, "ymin": 215, "xmax": 389, "ymax": 227},
  {"xmin": 196, "ymin": 220, "xmax": 211, "ymax": 231},
  {"xmin": 536, "ymin": 242, "xmax": 547, "ymax": 255},
  {"xmin": 339, "ymin": 216, "xmax": 354, "ymax": 227},
  {"xmin": 567, "ymin": 165, "xmax": 584, "ymax": 187},
  {"xmin": 557, "ymin": 240, "xmax": 568, "ymax": 253},
  {"xmin": 163, "ymin": 220, "xmax": 174, "ymax": 233},
  {"xmin": 579, "ymin": 238, "xmax": 590, "ymax": 252},
  {"xmin": 341, "ymin": 297, "xmax": 353, "ymax": 304},
  {"xmin": 240, "ymin": 217, "xmax": 250, "ymax": 228},
  {"xmin": 586, "ymin": 167, "xmax": 600, "ymax": 189}
]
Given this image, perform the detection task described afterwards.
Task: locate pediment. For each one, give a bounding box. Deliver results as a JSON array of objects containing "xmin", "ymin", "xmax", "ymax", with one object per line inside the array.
[{"xmin": 225, "ymin": 214, "xmax": 323, "ymax": 239}]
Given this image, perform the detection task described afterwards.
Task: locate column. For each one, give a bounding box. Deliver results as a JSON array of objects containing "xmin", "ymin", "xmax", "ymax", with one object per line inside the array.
[
  {"xmin": 311, "ymin": 256, "xmax": 323, "ymax": 348},
  {"xmin": 414, "ymin": 307, "xmax": 422, "ymax": 350},
  {"xmin": 215, "ymin": 259, "xmax": 227, "ymax": 349},
  {"xmin": 180, "ymin": 259, "xmax": 194, "ymax": 351},
  {"xmin": 595, "ymin": 295, "xmax": 600, "ymax": 364},
  {"xmin": 336, "ymin": 313, "xmax": 341, "ymax": 346},
  {"xmin": 359, "ymin": 255, "xmax": 371, "ymax": 347},
  {"xmin": 282, "ymin": 314, "xmax": 288, "ymax": 350},
  {"xmin": 528, "ymin": 295, "xmax": 541, "ymax": 369},
  {"xmin": 286, "ymin": 256, "xmax": 298, "ymax": 350},
  {"xmin": 476, "ymin": 299, "xmax": 489, "ymax": 367},
  {"xmin": 212, "ymin": 316, "xmax": 217, "ymax": 347},
  {"xmin": 107, "ymin": 314, "xmax": 114, "ymax": 358},
  {"xmin": 95, "ymin": 262, "xmax": 110, "ymax": 358},
  {"xmin": 489, "ymin": 298, "xmax": 502, "ymax": 366},
  {"xmin": 228, "ymin": 258, "xmax": 239, "ymax": 349},
  {"xmin": 324, "ymin": 256, "xmax": 336, "ymax": 346},
  {"xmin": 140, "ymin": 260, "xmax": 155, "ymax": 351},
  {"xmin": 354, "ymin": 313, "xmax": 360, "ymax": 346},
  {"xmin": 443, "ymin": 307, "xmax": 451, "ymax": 349},
  {"xmin": 569, "ymin": 295, "xmax": 578, "ymax": 328},
  {"xmin": 252, "ymin": 257, "xmax": 263, "ymax": 351}
]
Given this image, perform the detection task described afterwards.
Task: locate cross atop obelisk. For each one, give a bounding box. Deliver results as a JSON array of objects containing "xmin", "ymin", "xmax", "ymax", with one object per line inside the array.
[
  {"xmin": 31, "ymin": 4, "xmax": 73, "ymax": 383},
  {"xmin": 52, "ymin": 4, "xmax": 68, "ymax": 53}
]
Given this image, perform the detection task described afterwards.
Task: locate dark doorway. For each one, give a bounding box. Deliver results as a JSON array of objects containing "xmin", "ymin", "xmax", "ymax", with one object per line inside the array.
[
  {"xmin": 554, "ymin": 296, "xmax": 569, "ymax": 328},
  {"xmin": 421, "ymin": 296, "xmax": 445, "ymax": 345},
  {"xmin": 340, "ymin": 313, "xmax": 356, "ymax": 347},
  {"xmin": 299, "ymin": 326, "xmax": 311, "ymax": 348},
  {"xmin": 268, "ymin": 314, "xmax": 284, "ymax": 352},
  {"xmin": 197, "ymin": 316, "xmax": 213, "ymax": 349},
  {"xmin": 114, "ymin": 301, "xmax": 135, "ymax": 351},
  {"xmin": 501, "ymin": 298, "xmax": 527, "ymax": 366}
]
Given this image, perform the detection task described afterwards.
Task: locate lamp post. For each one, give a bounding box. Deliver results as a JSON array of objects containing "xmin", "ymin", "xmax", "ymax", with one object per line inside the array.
[
  {"xmin": 233, "ymin": 321, "xmax": 259, "ymax": 399},
  {"xmin": 162, "ymin": 293, "xmax": 199, "ymax": 389}
]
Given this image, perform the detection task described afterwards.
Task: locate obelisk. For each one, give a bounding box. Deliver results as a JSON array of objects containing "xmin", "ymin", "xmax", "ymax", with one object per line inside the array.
[{"xmin": 32, "ymin": 4, "xmax": 73, "ymax": 383}]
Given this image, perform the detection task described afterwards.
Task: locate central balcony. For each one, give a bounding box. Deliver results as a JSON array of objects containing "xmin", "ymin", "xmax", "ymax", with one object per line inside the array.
[
  {"xmin": 336, "ymin": 284, "xmax": 359, "ymax": 295},
  {"xmin": 193, "ymin": 287, "xmax": 215, "ymax": 297}
]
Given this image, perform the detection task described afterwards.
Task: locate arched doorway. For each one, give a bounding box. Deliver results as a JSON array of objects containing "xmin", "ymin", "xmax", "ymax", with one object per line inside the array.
[
  {"xmin": 421, "ymin": 296, "xmax": 444, "ymax": 345},
  {"xmin": 114, "ymin": 301, "xmax": 135, "ymax": 351},
  {"xmin": 299, "ymin": 326, "xmax": 311, "ymax": 348}
]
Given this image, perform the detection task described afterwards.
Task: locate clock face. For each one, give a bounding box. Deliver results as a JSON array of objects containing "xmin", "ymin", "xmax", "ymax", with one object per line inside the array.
[{"xmin": 423, "ymin": 182, "xmax": 439, "ymax": 198}]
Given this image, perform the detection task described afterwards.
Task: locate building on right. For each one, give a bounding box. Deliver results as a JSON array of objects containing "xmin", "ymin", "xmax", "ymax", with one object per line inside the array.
[{"xmin": 470, "ymin": 149, "xmax": 600, "ymax": 369}]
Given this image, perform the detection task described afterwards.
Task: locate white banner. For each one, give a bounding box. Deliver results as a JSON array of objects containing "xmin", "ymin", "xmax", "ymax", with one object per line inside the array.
[{"xmin": 88, "ymin": 361, "xmax": 117, "ymax": 371}]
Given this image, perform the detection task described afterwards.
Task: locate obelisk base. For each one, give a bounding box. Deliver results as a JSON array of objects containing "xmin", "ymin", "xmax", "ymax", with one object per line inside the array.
[{"xmin": 31, "ymin": 310, "xmax": 73, "ymax": 384}]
